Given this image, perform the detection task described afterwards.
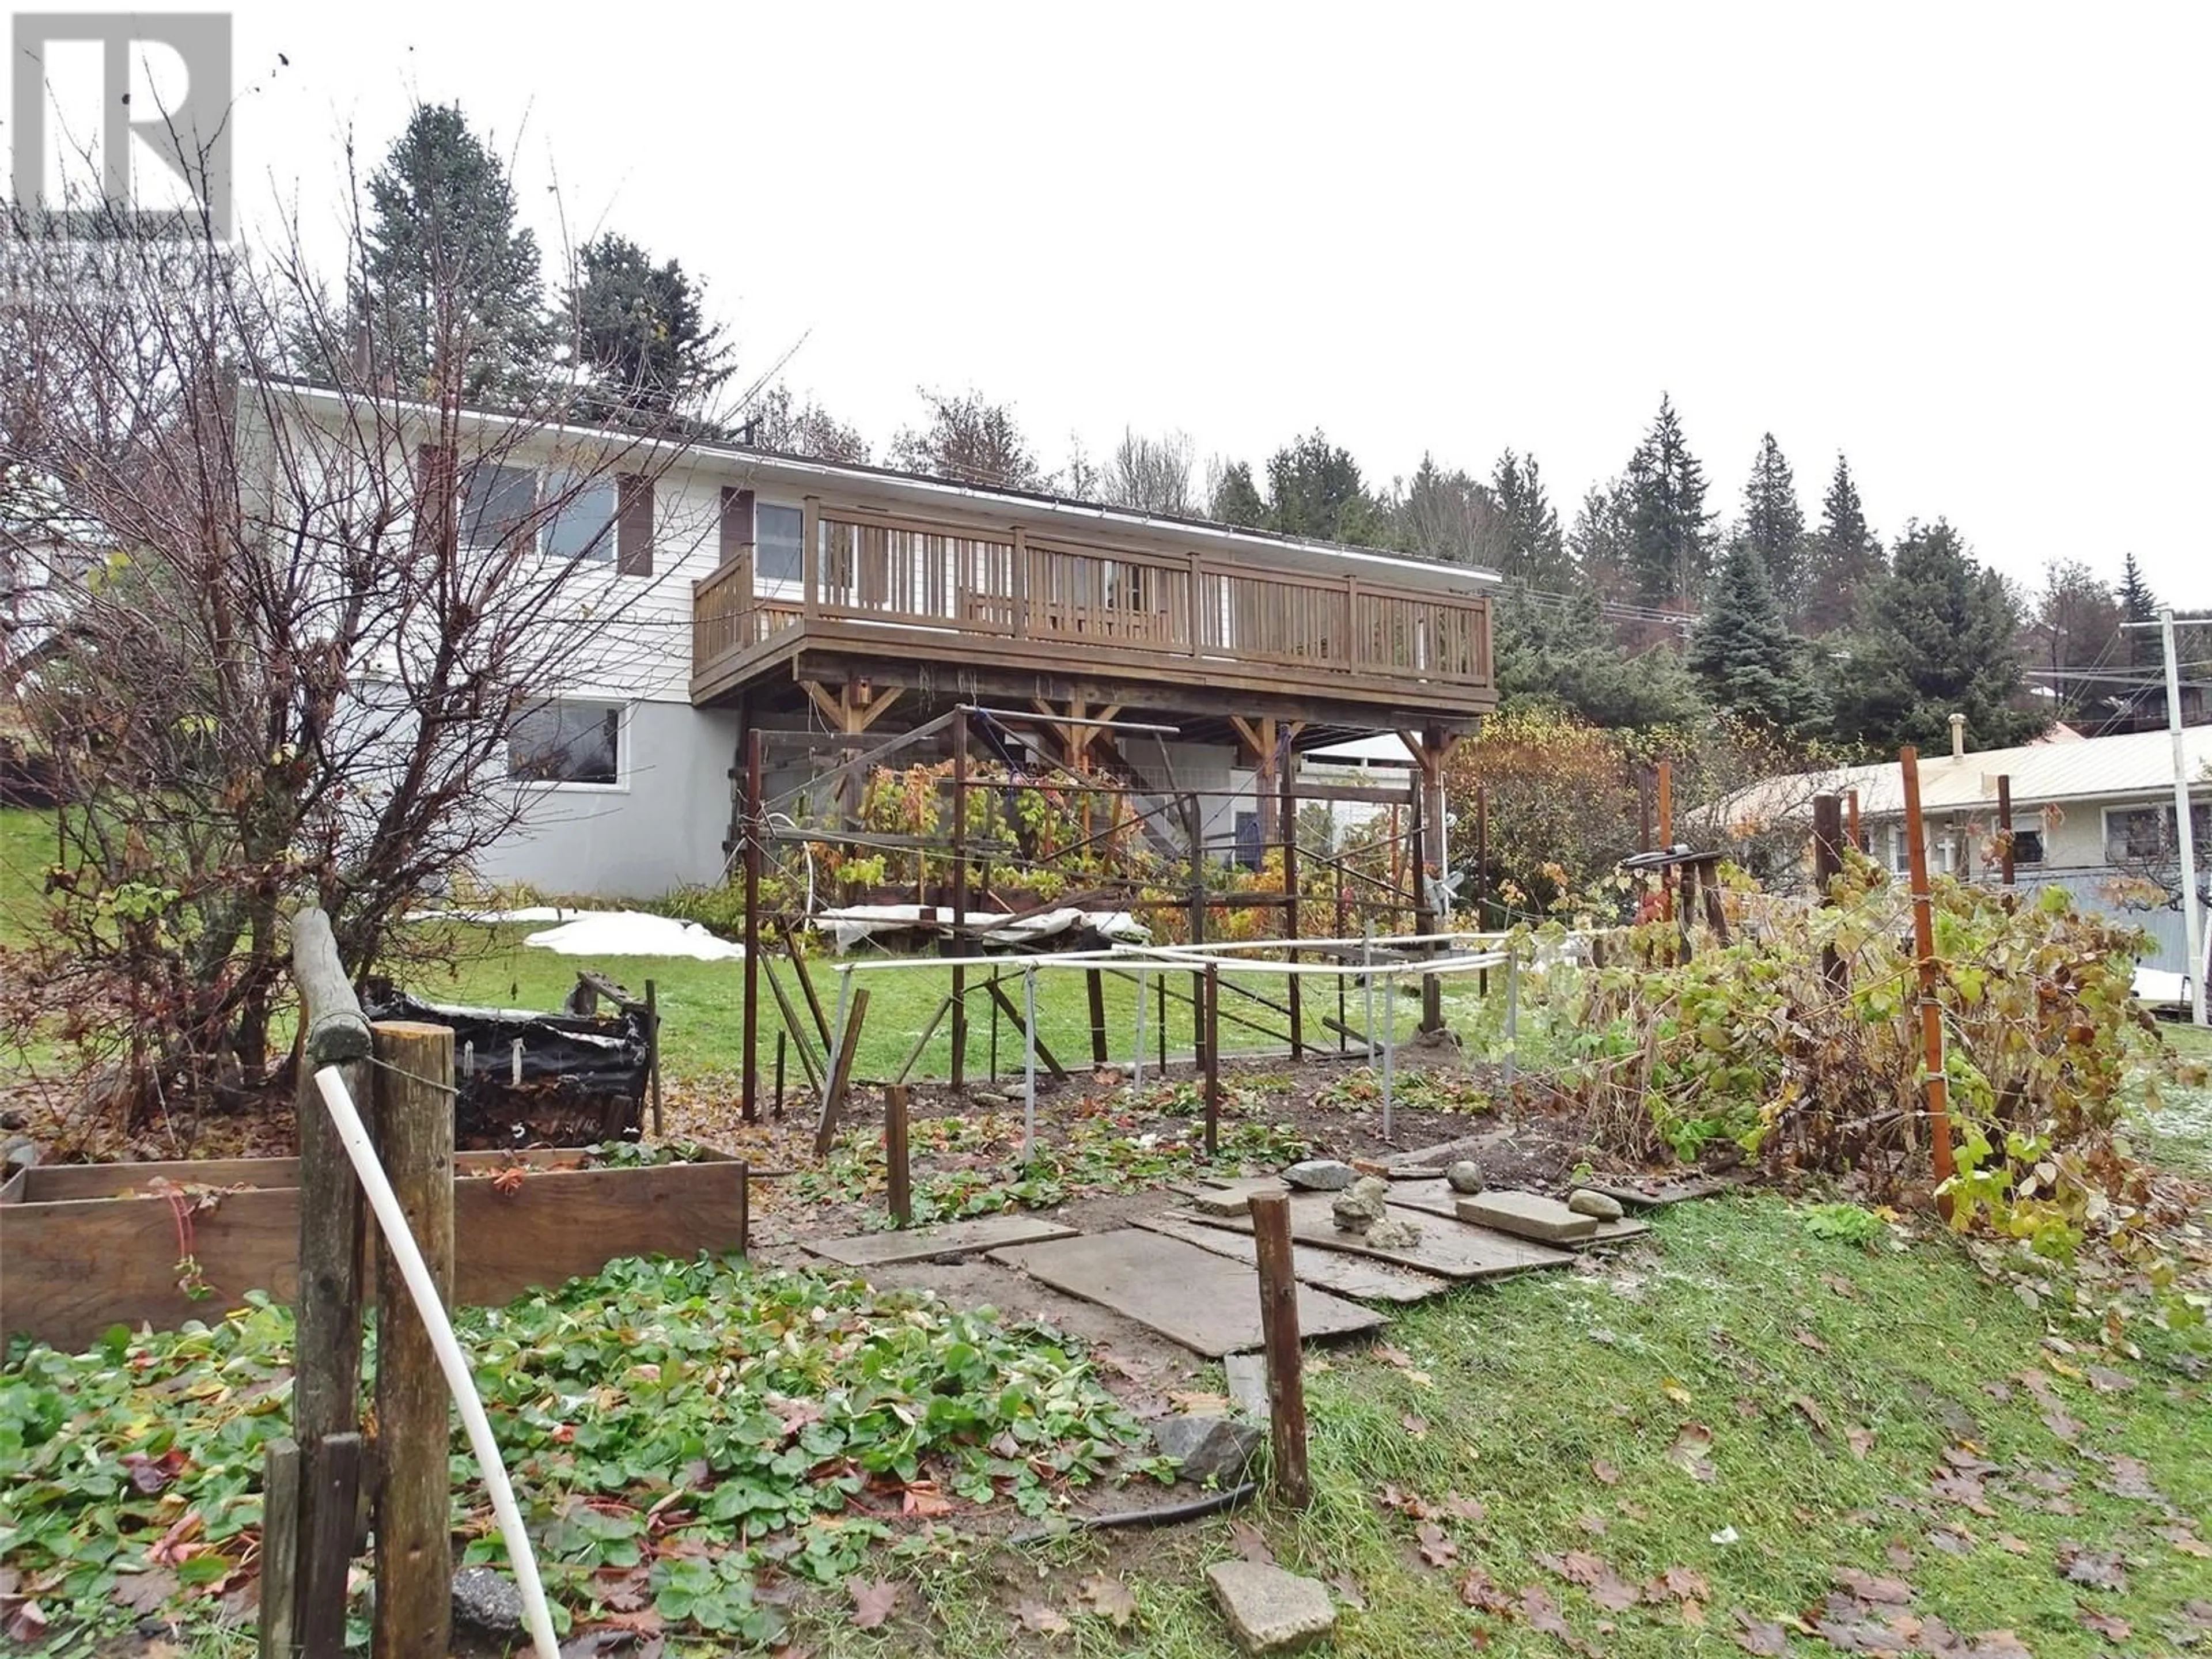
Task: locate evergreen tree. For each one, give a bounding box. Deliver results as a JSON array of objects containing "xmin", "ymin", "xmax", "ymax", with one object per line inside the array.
[
  {"xmin": 1208, "ymin": 461, "xmax": 1267, "ymax": 528},
  {"xmin": 1827, "ymin": 520, "xmax": 2043, "ymax": 751},
  {"xmin": 564, "ymin": 234, "xmax": 732, "ymax": 423},
  {"xmin": 1493, "ymin": 449, "xmax": 1572, "ymax": 587},
  {"xmin": 1737, "ymin": 433, "xmax": 1806, "ymax": 596},
  {"xmin": 1493, "ymin": 584, "xmax": 1703, "ymax": 730},
  {"xmin": 1688, "ymin": 536, "xmax": 1813, "ymax": 729},
  {"xmin": 2033, "ymin": 558, "xmax": 2122, "ymax": 719},
  {"xmin": 1621, "ymin": 395, "xmax": 1714, "ymax": 607},
  {"xmin": 1567, "ymin": 479, "xmax": 1634, "ymax": 596},
  {"xmin": 1264, "ymin": 430, "xmax": 1387, "ymax": 544},
  {"xmin": 362, "ymin": 103, "xmax": 548, "ymax": 401},
  {"xmin": 2117, "ymin": 551, "xmax": 2160, "ymax": 669},
  {"xmin": 1804, "ymin": 453, "xmax": 1884, "ymax": 635}
]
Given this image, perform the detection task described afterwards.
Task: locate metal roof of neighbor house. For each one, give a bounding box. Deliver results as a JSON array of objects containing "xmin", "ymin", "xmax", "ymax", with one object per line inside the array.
[{"xmin": 1728, "ymin": 724, "xmax": 2212, "ymax": 827}]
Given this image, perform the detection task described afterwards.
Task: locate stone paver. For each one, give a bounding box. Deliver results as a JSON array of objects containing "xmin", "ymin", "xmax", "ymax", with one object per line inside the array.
[
  {"xmin": 1455, "ymin": 1189, "xmax": 1599, "ymax": 1244},
  {"xmin": 1207, "ymin": 1560, "xmax": 1337, "ymax": 1653}
]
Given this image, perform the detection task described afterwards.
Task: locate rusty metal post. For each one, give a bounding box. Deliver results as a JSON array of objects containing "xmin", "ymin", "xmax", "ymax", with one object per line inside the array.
[
  {"xmin": 949, "ymin": 709, "xmax": 970, "ymax": 1091},
  {"xmin": 1996, "ymin": 773, "xmax": 2015, "ymax": 887},
  {"xmin": 1899, "ymin": 747, "xmax": 1957, "ymax": 1209}
]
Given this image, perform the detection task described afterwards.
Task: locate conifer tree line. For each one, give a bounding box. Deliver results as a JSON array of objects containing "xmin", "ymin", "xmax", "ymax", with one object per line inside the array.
[{"xmin": 350, "ymin": 103, "xmax": 2172, "ymax": 760}]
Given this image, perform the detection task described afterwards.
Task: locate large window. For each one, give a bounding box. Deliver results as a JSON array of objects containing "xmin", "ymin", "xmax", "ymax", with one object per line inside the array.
[
  {"xmin": 509, "ymin": 700, "xmax": 623, "ymax": 786},
  {"xmin": 459, "ymin": 464, "xmax": 621, "ymax": 563},
  {"xmin": 460, "ymin": 463, "xmax": 537, "ymax": 550},
  {"xmin": 757, "ymin": 503, "xmax": 804, "ymax": 583},
  {"xmin": 2103, "ymin": 801, "xmax": 2212, "ymax": 863},
  {"xmin": 541, "ymin": 471, "xmax": 617, "ymax": 563}
]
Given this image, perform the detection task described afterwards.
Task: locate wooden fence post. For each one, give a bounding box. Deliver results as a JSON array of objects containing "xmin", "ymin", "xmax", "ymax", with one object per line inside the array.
[
  {"xmin": 741, "ymin": 727, "xmax": 763, "ymax": 1123},
  {"xmin": 287, "ymin": 908, "xmax": 372, "ymax": 1659},
  {"xmin": 1202, "ymin": 964, "xmax": 1221, "ymax": 1158},
  {"xmin": 1247, "ymin": 1194, "xmax": 1309, "ymax": 1508},
  {"xmin": 1995, "ymin": 774, "xmax": 2015, "ymax": 887},
  {"xmin": 256, "ymin": 1438, "xmax": 300, "ymax": 1659},
  {"xmin": 644, "ymin": 979, "xmax": 663, "ymax": 1137},
  {"xmin": 884, "ymin": 1084, "xmax": 912, "ymax": 1229},
  {"xmin": 371, "ymin": 1020, "xmax": 456, "ymax": 1659}
]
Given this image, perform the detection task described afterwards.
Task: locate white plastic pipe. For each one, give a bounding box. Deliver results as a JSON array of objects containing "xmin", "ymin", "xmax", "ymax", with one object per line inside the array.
[{"xmin": 312, "ymin": 1066, "xmax": 562, "ymax": 1659}]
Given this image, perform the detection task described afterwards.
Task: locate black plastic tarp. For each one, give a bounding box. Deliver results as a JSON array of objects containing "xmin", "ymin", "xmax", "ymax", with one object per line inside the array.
[{"xmin": 362, "ymin": 988, "xmax": 649, "ymax": 1149}]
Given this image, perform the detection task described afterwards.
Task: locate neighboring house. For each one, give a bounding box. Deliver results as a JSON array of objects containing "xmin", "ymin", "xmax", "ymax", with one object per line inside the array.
[
  {"xmin": 1726, "ymin": 721, "xmax": 2212, "ymax": 975},
  {"xmin": 273, "ymin": 387, "xmax": 1499, "ymax": 900}
]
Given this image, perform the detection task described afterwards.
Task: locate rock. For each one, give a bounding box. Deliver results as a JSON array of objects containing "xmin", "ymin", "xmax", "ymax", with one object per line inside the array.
[
  {"xmin": 1223, "ymin": 1354, "xmax": 1270, "ymax": 1420},
  {"xmin": 1568, "ymin": 1188, "xmax": 1624, "ymax": 1221},
  {"xmin": 1206, "ymin": 1560, "xmax": 1338, "ymax": 1653},
  {"xmin": 451, "ymin": 1567, "xmax": 527, "ymax": 1638},
  {"xmin": 0, "ymin": 1109, "xmax": 25, "ymax": 1131},
  {"xmin": 1331, "ymin": 1175, "xmax": 1391, "ymax": 1233},
  {"xmin": 1281, "ymin": 1158, "xmax": 1357, "ymax": 1192},
  {"xmin": 1365, "ymin": 1215, "xmax": 1423, "ymax": 1251},
  {"xmin": 1152, "ymin": 1412, "xmax": 1263, "ymax": 1486},
  {"xmin": 1444, "ymin": 1160, "xmax": 1484, "ymax": 1194},
  {"xmin": 3, "ymin": 1135, "xmax": 36, "ymax": 1172},
  {"xmin": 971, "ymin": 1089, "xmax": 1011, "ymax": 1107}
]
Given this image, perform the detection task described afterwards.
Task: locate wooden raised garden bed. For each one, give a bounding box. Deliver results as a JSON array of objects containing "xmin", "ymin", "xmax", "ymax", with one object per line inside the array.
[{"xmin": 0, "ymin": 1146, "xmax": 749, "ymax": 1355}]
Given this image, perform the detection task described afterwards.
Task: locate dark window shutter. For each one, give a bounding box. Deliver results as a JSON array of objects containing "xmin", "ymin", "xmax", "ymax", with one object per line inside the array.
[
  {"xmin": 617, "ymin": 475, "xmax": 654, "ymax": 576},
  {"xmin": 719, "ymin": 486, "xmax": 755, "ymax": 566}
]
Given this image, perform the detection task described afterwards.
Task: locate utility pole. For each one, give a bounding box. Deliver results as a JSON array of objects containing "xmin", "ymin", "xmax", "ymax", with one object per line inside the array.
[{"xmin": 2161, "ymin": 607, "xmax": 2207, "ymax": 1027}]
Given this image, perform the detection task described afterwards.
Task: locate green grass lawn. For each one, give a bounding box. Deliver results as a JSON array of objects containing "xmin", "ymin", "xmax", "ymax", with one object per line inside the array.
[
  {"xmin": 820, "ymin": 1194, "xmax": 2212, "ymax": 1658},
  {"xmin": 416, "ymin": 919, "xmax": 1509, "ymax": 1086}
]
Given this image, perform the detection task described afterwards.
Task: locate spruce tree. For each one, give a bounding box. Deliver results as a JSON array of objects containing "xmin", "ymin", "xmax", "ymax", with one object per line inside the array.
[
  {"xmin": 1494, "ymin": 584, "xmax": 1702, "ymax": 730},
  {"xmin": 1688, "ymin": 536, "xmax": 1813, "ymax": 729},
  {"xmin": 362, "ymin": 103, "xmax": 548, "ymax": 401},
  {"xmin": 2117, "ymin": 551, "xmax": 2160, "ymax": 669},
  {"xmin": 1568, "ymin": 479, "xmax": 1634, "ymax": 596},
  {"xmin": 1827, "ymin": 520, "xmax": 2043, "ymax": 751},
  {"xmin": 1737, "ymin": 433, "xmax": 1806, "ymax": 596},
  {"xmin": 1264, "ymin": 431, "xmax": 1387, "ymax": 545},
  {"xmin": 565, "ymin": 234, "xmax": 732, "ymax": 423},
  {"xmin": 1209, "ymin": 461, "xmax": 1267, "ymax": 528},
  {"xmin": 1493, "ymin": 449, "xmax": 1572, "ymax": 588},
  {"xmin": 1622, "ymin": 395, "xmax": 1714, "ymax": 607},
  {"xmin": 1803, "ymin": 453, "xmax": 1885, "ymax": 635}
]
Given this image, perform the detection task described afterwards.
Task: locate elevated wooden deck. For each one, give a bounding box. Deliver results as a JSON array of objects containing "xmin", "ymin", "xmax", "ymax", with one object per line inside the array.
[{"xmin": 691, "ymin": 499, "xmax": 1496, "ymax": 723}]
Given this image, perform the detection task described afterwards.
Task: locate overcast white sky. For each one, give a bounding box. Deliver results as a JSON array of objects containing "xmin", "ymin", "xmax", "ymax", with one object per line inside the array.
[{"xmin": 17, "ymin": 1, "xmax": 2211, "ymax": 601}]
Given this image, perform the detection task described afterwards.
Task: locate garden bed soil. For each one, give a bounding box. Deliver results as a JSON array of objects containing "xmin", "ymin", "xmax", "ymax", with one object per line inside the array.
[{"xmin": 0, "ymin": 1145, "xmax": 749, "ymax": 1354}]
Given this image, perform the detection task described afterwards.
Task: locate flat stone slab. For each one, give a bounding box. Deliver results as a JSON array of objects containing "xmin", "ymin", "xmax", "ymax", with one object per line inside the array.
[
  {"xmin": 1175, "ymin": 1191, "xmax": 1574, "ymax": 1282},
  {"xmin": 1223, "ymin": 1353, "xmax": 1270, "ymax": 1419},
  {"xmin": 1456, "ymin": 1190, "xmax": 1598, "ymax": 1244},
  {"xmin": 804, "ymin": 1214, "xmax": 1077, "ymax": 1267},
  {"xmin": 1139, "ymin": 1212, "xmax": 1452, "ymax": 1304},
  {"xmin": 1582, "ymin": 1172, "xmax": 1743, "ymax": 1209},
  {"xmin": 1187, "ymin": 1176, "xmax": 1291, "ymax": 1215},
  {"xmin": 1207, "ymin": 1560, "xmax": 1336, "ymax": 1653},
  {"xmin": 987, "ymin": 1229, "xmax": 1385, "ymax": 1357},
  {"xmin": 1387, "ymin": 1179, "xmax": 1651, "ymax": 1247}
]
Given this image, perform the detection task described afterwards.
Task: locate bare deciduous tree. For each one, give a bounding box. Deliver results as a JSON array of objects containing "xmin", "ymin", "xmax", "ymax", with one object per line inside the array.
[
  {"xmin": 744, "ymin": 382, "xmax": 871, "ymax": 464},
  {"xmin": 887, "ymin": 388, "xmax": 1042, "ymax": 490},
  {"xmin": 1101, "ymin": 427, "xmax": 1196, "ymax": 517},
  {"xmin": 1, "ymin": 169, "xmax": 721, "ymax": 1139}
]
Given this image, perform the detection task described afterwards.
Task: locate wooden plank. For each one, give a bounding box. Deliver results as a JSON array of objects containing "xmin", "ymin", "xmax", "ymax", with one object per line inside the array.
[
  {"xmin": 1137, "ymin": 1213, "xmax": 1449, "ymax": 1304},
  {"xmin": 256, "ymin": 1437, "xmax": 300, "ymax": 1659},
  {"xmin": 983, "ymin": 976, "xmax": 1067, "ymax": 1079},
  {"xmin": 987, "ymin": 1229, "xmax": 1385, "ymax": 1358},
  {"xmin": 296, "ymin": 1432, "xmax": 361, "ymax": 1659},
  {"xmin": 805, "ymin": 1214, "xmax": 1077, "ymax": 1267},
  {"xmin": 449, "ymin": 1160, "xmax": 750, "ymax": 1304},
  {"xmin": 813, "ymin": 987, "xmax": 872, "ymax": 1156},
  {"xmin": 1173, "ymin": 1191, "xmax": 1574, "ymax": 1281},
  {"xmin": 370, "ymin": 1021, "xmax": 454, "ymax": 1659}
]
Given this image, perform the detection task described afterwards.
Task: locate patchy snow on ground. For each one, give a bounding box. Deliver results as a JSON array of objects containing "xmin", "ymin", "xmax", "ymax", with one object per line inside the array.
[{"xmin": 521, "ymin": 912, "xmax": 745, "ymax": 961}]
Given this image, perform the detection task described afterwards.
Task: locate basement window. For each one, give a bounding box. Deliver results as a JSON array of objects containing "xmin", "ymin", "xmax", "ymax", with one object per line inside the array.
[{"xmin": 509, "ymin": 700, "xmax": 623, "ymax": 787}]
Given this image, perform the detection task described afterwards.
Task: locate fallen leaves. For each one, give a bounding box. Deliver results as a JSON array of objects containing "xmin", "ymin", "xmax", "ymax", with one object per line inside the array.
[
  {"xmin": 1226, "ymin": 1518, "xmax": 1274, "ymax": 1566},
  {"xmin": 1013, "ymin": 1599, "xmax": 1069, "ymax": 1635},
  {"xmin": 1666, "ymin": 1422, "xmax": 1716, "ymax": 1482},
  {"xmin": 1414, "ymin": 1521, "xmax": 1458, "ymax": 1568},
  {"xmin": 2055, "ymin": 1543, "xmax": 2128, "ymax": 1593},
  {"xmin": 1732, "ymin": 1610, "xmax": 1792, "ymax": 1655},
  {"xmin": 1834, "ymin": 1568, "xmax": 1913, "ymax": 1606},
  {"xmin": 1591, "ymin": 1457, "xmax": 1622, "ymax": 1486},
  {"xmin": 1075, "ymin": 1573, "xmax": 1137, "ymax": 1628},
  {"xmin": 846, "ymin": 1577, "xmax": 899, "ymax": 1630},
  {"xmin": 2077, "ymin": 1604, "xmax": 2131, "ymax": 1642}
]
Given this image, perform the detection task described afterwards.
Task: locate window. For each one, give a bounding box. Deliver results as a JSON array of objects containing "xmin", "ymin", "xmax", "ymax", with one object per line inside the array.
[
  {"xmin": 460, "ymin": 463, "xmax": 536, "ymax": 549},
  {"xmin": 757, "ymin": 503, "xmax": 804, "ymax": 582},
  {"xmin": 541, "ymin": 471, "xmax": 617, "ymax": 563},
  {"xmin": 2008, "ymin": 827, "xmax": 2045, "ymax": 866},
  {"xmin": 509, "ymin": 700, "xmax": 622, "ymax": 786},
  {"xmin": 2103, "ymin": 802, "xmax": 2212, "ymax": 863},
  {"xmin": 1233, "ymin": 810, "xmax": 1263, "ymax": 870}
]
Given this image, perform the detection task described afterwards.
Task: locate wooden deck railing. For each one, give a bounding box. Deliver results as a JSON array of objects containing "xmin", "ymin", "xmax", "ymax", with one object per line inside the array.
[{"xmin": 694, "ymin": 501, "xmax": 1493, "ymax": 690}]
